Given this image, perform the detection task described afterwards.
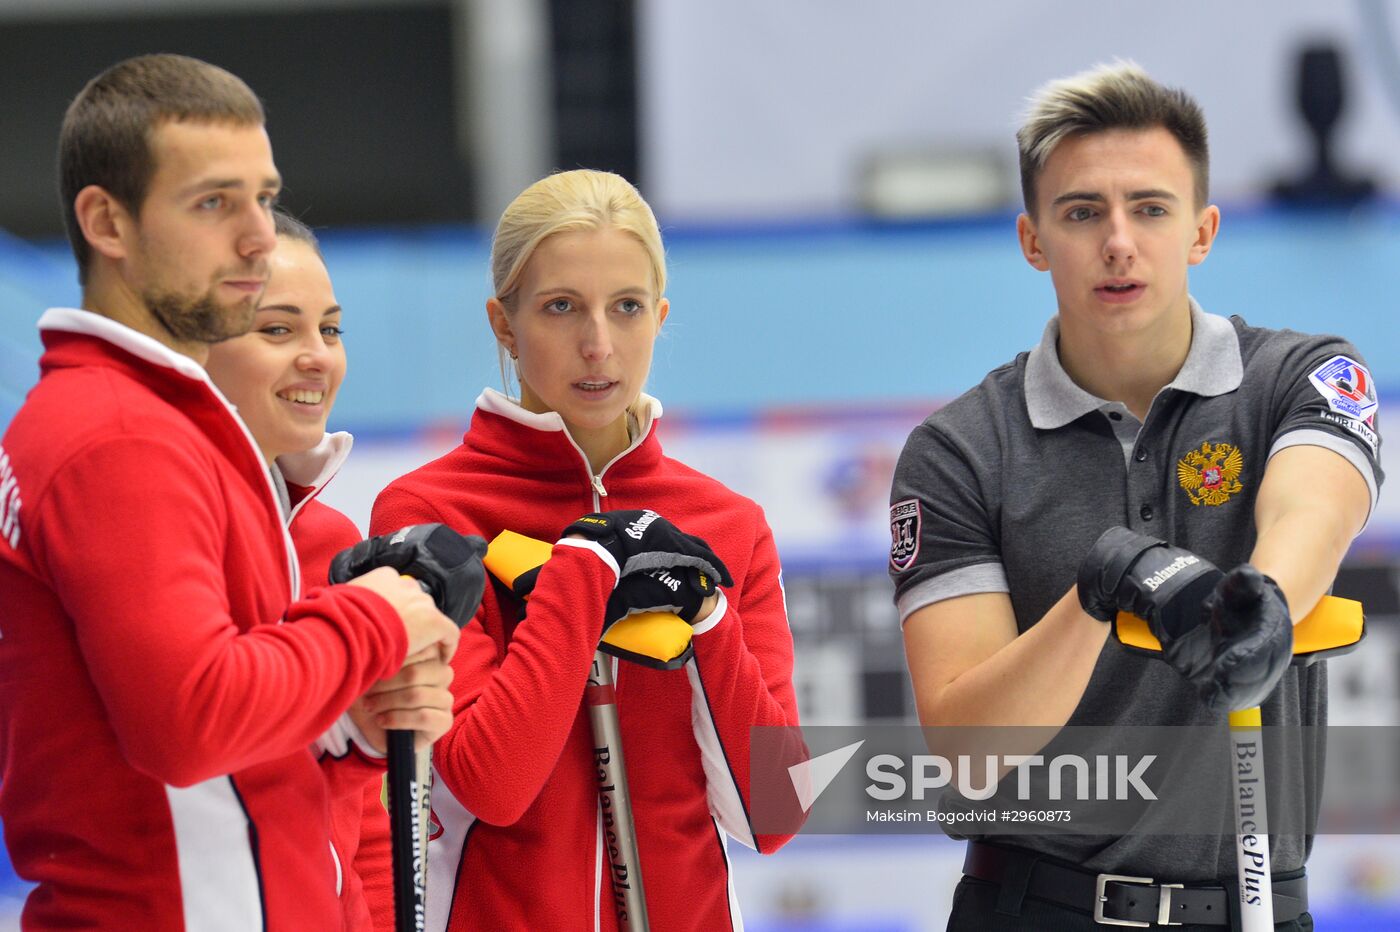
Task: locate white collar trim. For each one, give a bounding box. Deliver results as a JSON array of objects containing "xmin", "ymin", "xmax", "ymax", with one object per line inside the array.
[
  {"xmin": 475, "ymin": 387, "xmax": 663, "ymax": 437},
  {"xmin": 278, "ymin": 431, "xmax": 354, "ymax": 492},
  {"xmin": 39, "ymin": 307, "xmax": 212, "ymax": 385}
]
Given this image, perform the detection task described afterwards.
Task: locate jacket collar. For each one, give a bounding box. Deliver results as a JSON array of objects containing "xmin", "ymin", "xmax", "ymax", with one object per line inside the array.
[
  {"xmin": 476, "ymin": 387, "xmax": 662, "ymax": 436},
  {"xmin": 468, "ymin": 388, "xmax": 665, "ymax": 480},
  {"xmin": 277, "ymin": 431, "xmax": 354, "ymax": 523},
  {"xmin": 40, "ymin": 306, "xmax": 215, "ymax": 386},
  {"xmin": 37, "ymin": 307, "xmax": 300, "ymax": 595}
]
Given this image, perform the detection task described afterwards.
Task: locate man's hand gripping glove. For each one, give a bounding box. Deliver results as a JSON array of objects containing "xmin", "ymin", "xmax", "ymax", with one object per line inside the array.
[
  {"xmin": 561, "ymin": 510, "xmax": 733, "ymax": 626},
  {"xmin": 330, "ymin": 523, "xmax": 489, "ymax": 627},
  {"xmin": 1077, "ymin": 527, "xmax": 1293, "ymax": 711}
]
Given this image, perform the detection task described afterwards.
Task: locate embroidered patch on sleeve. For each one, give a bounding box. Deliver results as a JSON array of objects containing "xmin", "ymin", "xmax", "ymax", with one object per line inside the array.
[
  {"xmin": 1309, "ymin": 355, "xmax": 1379, "ymax": 422},
  {"xmin": 889, "ymin": 499, "xmax": 921, "ymax": 571}
]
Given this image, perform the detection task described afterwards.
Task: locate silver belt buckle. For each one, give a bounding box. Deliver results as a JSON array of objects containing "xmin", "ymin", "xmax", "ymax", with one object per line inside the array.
[
  {"xmin": 1158, "ymin": 883, "xmax": 1184, "ymax": 926},
  {"xmin": 1094, "ymin": 873, "xmax": 1153, "ymax": 927}
]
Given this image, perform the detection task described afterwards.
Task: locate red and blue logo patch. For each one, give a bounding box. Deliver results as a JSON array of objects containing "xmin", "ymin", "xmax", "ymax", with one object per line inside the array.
[{"xmin": 1309, "ymin": 355, "xmax": 1379, "ymax": 423}]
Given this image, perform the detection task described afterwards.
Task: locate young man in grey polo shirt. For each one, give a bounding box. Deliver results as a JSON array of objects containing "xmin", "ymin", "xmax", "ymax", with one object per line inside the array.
[{"xmin": 890, "ymin": 63, "xmax": 1381, "ymax": 930}]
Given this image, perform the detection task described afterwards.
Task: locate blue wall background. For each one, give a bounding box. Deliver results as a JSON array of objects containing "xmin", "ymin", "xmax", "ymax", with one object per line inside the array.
[{"xmin": 4, "ymin": 203, "xmax": 1399, "ymax": 436}]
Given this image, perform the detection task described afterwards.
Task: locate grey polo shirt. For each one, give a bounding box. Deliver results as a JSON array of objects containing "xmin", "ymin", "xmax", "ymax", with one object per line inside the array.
[{"xmin": 889, "ymin": 300, "xmax": 1383, "ymax": 879}]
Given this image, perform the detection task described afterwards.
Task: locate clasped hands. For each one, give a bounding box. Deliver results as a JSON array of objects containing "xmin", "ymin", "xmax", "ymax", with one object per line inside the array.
[{"xmin": 1077, "ymin": 527, "xmax": 1293, "ymax": 712}]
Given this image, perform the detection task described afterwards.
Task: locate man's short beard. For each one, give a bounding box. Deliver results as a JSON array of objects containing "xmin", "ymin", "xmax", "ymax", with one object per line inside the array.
[{"xmin": 144, "ymin": 289, "xmax": 256, "ymax": 345}]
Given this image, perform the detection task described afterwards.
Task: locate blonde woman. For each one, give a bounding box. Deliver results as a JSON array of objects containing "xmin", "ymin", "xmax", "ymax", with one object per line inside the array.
[{"xmin": 358, "ymin": 170, "xmax": 800, "ymax": 930}]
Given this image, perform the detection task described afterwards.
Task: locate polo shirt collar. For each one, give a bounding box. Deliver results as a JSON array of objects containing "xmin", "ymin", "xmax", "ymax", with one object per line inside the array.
[{"xmin": 1024, "ymin": 297, "xmax": 1243, "ymax": 429}]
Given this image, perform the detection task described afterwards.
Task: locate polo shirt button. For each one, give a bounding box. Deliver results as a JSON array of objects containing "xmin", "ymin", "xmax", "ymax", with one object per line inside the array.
[
  {"xmin": 1140, "ymin": 504, "xmax": 1154, "ymax": 521},
  {"xmin": 1108, "ymin": 411, "xmax": 1124, "ymax": 421},
  {"xmin": 1135, "ymin": 448, "xmax": 1148, "ymax": 462}
]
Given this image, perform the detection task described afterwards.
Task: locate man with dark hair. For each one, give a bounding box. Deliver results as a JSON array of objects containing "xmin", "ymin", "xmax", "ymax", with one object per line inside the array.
[
  {"xmin": 57, "ymin": 53, "xmax": 268, "ymax": 286},
  {"xmin": 892, "ymin": 62, "xmax": 1379, "ymax": 929},
  {"xmin": 0, "ymin": 54, "xmax": 464, "ymax": 928}
]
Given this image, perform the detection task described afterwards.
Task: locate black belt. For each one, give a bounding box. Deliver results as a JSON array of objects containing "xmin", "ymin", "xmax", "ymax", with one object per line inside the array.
[{"xmin": 963, "ymin": 840, "xmax": 1308, "ymax": 927}]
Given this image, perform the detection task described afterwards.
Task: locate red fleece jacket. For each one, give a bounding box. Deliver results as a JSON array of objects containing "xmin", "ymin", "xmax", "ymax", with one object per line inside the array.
[
  {"xmin": 282, "ymin": 437, "xmax": 386, "ymax": 932},
  {"xmin": 0, "ymin": 310, "xmax": 406, "ymax": 931},
  {"xmin": 293, "ymin": 496, "xmax": 378, "ymax": 932},
  {"xmin": 356, "ymin": 389, "xmax": 799, "ymax": 932}
]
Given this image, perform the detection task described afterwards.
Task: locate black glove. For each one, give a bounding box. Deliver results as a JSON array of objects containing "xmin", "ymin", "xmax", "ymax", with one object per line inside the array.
[
  {"xmin": 561, "ymin": 510, "xmax": 733, "ymax": 588},
  {"xmin": 1077, "ymin": 527, "xmax": 1224, "ymax": 694},
  {"xmin": 1077, "ymin": 526, "xmax": 1223, "ymax": 640},
  {"xmin": 1197, "ymin": 566, "xmax": 1293, "ymax": 711},
  {"xmin": 330, "ymin": 523, "xmax": 488, "ymax": 628},
  {"xmin": 1078, "ymin": 527, "xmax": 1294, "ymax": 711},
  {"xmin": 605, "ymin": 566, "xmax": 720, "ymax": 626}
]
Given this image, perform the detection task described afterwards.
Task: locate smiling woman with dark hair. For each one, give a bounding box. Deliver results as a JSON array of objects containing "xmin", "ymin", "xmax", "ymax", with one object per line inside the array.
[{"xmin": 206, "ymin": 213, "xmax": 455, "ymax": 932}]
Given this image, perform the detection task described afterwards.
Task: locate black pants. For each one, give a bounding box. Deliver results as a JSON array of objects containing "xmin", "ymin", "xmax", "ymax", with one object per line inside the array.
[{"xmin": 946, "ymin": 875, "xmax": 1315, "ymax": 931}]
